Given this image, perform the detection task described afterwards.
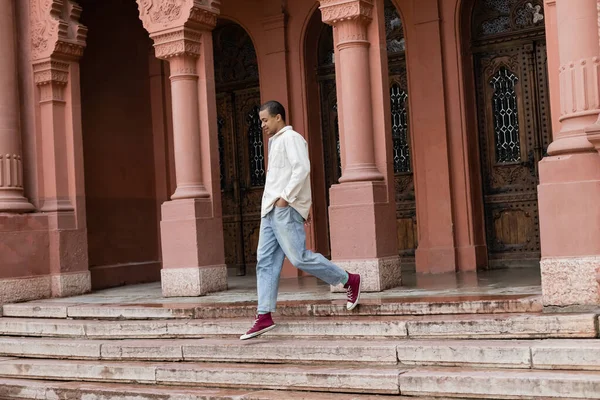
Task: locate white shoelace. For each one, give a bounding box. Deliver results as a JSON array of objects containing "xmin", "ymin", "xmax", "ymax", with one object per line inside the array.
[{"xmin": 347, "ymin": 287, "xmax": 354, "ymax": 301}]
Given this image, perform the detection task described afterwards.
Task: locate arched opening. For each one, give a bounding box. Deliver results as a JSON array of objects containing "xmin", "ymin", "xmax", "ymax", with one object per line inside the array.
[
  {"xmin": 79, "ymin": 0, "xmax": 161, "ymax": 289},
  {"xmin": 464, "ymin": 0, "xmax": 551, "ymax": 268},
  {"xmin": 213, "ymin": 21, "xmax": 263, "ymax": 276},
  {"xmin": 385, "ymin": 0, "xmax": 417, "ymax": 265},
  {"xmin": 303, "ymin": 1, "xmax": 416, "ymax": 262},
  {"xmin": 303, "ymin": 7, "xmax": 333, "ymax": 259}
]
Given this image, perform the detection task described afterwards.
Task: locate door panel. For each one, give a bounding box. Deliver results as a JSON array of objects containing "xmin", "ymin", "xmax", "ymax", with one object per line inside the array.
[
  {"xmin": 214, "ymin": 22, "xmax": 262, "ymax": 275},
  {"xmin": 234, "ymin": 88, "xmax": 264, "ymax": 271},
  {"xmin": 474, "ymin": 40, "xmax": 549, "ymax": 266},
  {"xmin": 389, "ymin": 55, "xmax": 417, "ymax": 258},
  {"xmin": 217, "ymin": 89, "xmax": 263, "ymax": 274}
]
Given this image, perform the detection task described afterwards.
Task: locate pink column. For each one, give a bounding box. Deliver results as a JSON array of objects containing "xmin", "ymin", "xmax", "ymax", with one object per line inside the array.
[
  {"xmin": 538, "ymin": 0, "xmax": 600, "ymax": 307},
  {"xmin": 138, "ymin": 3, "xmax": 227, "ymax": 297},
  {"xmin": 0, "ymin": 0, "xmax": 34, "ymax": 212},
  {"xmin": 321, "ymin": 1, "xmax": 383, "ymax": 182},
  {"xmin": 27, "ymin": 0, "xmax": 91, "ymax": 297},
  {"xmin": 165, "ymin": 52, "xmax": 209, "ymax": 200},
  {"xmin": 320, "ymin": 0, "xmax": 401, "ymax": 292}
]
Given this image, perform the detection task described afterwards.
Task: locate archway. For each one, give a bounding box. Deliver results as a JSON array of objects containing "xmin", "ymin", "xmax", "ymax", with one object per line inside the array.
[
  {"xmin": 79, "ymin": 0, "xmax": 161, "ymax": 289},
  {"xmin": 464, "ymin": 0, "xmax": 550, "ymax": 268},
  {"xmin": 385, "ymin": 0, "xmax": 416, "ymax": 264},
  {"xmin": 303, "ymin": 0, "xmax": 416, "ymax": 263},
  {"xmin": 213, "ymin": 21, "xmax": 263, "ymax": 276}
]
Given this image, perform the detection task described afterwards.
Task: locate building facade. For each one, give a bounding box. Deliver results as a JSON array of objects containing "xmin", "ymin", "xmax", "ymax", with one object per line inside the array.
[{"xmin": 1, "ymin": 0, "xmax": 599, "ymax": 307}]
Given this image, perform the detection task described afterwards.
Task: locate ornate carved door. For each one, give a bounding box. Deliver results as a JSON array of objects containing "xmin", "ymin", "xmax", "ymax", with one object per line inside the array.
[
  {"xmin": 385, "ymin": 1, "xmax": 417, "ymax": 259},
  {"xmin": 472, "ymin": 0, "xmax": 551, "ymax": 267},
  {"xmin": 317, "ymin": 0, "xmax": 417, "ymax": 260},
  {"xmin": 214, "ymin": 22, "xmax": 264, "ymax": 275}
]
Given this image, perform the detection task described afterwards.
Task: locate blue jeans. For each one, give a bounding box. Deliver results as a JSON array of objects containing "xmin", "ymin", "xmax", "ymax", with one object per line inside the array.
[{"xmin": 256, "ymin": 205, "xmax": 348, "ymax": 313}]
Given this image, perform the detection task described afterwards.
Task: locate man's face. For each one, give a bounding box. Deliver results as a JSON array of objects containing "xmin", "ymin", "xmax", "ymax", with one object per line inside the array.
[{"xmin": 259, "ymin": 109, "xmax": 281, "ymax": 136}]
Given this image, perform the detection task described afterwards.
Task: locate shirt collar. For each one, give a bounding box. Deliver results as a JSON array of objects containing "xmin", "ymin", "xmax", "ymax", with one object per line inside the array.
[{"xmin": 272, "ymin": 125, "xmax": 293, "ymax": 139}]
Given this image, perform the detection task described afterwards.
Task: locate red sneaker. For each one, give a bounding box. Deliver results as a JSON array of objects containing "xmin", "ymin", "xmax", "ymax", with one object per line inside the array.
[
  {"xmin": 240, "ymin": 313, "xmax": 276, "ymax": 340},
  {"xmin": 344, "ymin": 272, "xmax": 361, "ymax": 310}
]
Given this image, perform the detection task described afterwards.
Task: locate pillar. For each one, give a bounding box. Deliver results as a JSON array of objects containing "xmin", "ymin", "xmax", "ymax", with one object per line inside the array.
[
  {"xmin": 320, "ymin": 0, "xmax": 401, "ymax": 291},
  {"xmin": 137, "ymin": 3, "xmax": 227, "ymax": 297},
  {"xmin": 0, "ymin": 0, "xmax": 34, "ymax": 212},
  {"xmin": 538, "ymin": 0, "xmax": 600, "ymax": 307},
  {"xmin": 29, "ymin": 0, "xmax": 91, "ymax": 297},
  {"xmin": 406, "ymin": 0, "xmax": 458, "ymax": 273}
]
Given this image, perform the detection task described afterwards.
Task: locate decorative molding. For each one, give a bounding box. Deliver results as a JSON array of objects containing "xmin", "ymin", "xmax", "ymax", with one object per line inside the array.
[
  {"xmin": 33, "ymin": 60, "xmax": 69, "ymax": 85},
  {"xmin": 559, "ymin": 57, "xmax": 600, "ymax": 119},
  {"xmin": 319, "ymin": 0, "xmax": 374, "ymax": 26},
  {"xmin": 29, "ymin": 0, "xmax": 87, "ymax": 61},
  {"xmin": 189, "ymin": 6, "xmax": 218, "ymax": 29},
  {"xmin": 0, "ymin": 155, "xmax": 24, "ymax": 189},
  {"xmin": 33, "ymin": 60, "xmax": 69, "ymax": 102},
  {"xmin": 151, "ymin": 28, "xmax": 203, "ymax": 59},
  {"xmin": 136, "ymin": 0, "xmax": 219, "ymax": 34}
]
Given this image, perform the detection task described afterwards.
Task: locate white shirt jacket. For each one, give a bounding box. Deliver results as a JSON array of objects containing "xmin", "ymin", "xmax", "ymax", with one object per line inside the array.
[{"xmin": 261, "ymin": 126, "xmax": 312, "ymax": 220}]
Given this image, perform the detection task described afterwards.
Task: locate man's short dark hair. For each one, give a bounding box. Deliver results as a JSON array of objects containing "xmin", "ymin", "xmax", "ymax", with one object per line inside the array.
[{"xmin": 260, "ymin": 100, "xmax": 286, "ymax": 122}]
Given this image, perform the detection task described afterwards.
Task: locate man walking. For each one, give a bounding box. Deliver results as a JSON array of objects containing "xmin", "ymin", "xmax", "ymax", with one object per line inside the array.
[{"xmin": 240, "ymin": 100, "xmax": 361, "ymax": 340}]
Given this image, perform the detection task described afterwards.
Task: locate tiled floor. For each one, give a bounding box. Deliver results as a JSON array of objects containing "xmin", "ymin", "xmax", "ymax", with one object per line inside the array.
[{"xmin": 30, "ymin": 268, "xmax": 542, "ymax": 306}]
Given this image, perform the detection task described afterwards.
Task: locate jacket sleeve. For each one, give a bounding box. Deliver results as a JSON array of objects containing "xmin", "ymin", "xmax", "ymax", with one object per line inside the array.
[{"xmin": 280, "ymin": 133, "xmax": 310, "ymax": 204}]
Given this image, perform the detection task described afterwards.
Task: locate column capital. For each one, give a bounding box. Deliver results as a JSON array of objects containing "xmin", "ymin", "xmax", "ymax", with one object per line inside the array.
[
  {"xmin": 151, "ymin": 28, "xmax": 203, "ymax": 60},
  {"xmin": 319, "ymin": 0, "xmax": 374, "ymax": 26},
  {"xmin": 33, "ymin": 60, "xmax": 69, "ymax": 86},
  {"xmin": 136, "ymin": 0, "xmax": 220, "ymax": 35},
  {"xmin": 29, "ymin": 0, "xmax": 87, "ymax": 61}
]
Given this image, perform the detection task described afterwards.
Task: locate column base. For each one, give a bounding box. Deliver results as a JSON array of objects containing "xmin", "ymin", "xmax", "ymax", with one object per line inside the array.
[
  {"xmin": 161, "ymin": 265, "xmax": 227, "ymax": 297},
  {"xmin": 51, "ymin": 271, "xmax": 91, "ymax": 297},
  {"xmin": 541, "ymin": 256, "xmax": 600, "ymax": 307},
  {"xmin": 0, "ymin": 275, "xmax": 51, "ymax": 305},
  {"xmin": 0, "ymin": 192, "xmax": 35, "ymax": 213},
  {"xmin": 330, "ymin": 255, "xmax": 401, "ymax": 292}
]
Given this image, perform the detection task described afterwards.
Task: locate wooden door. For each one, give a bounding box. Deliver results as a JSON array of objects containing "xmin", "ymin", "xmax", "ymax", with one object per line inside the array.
[
  {"xmin": 472, "ymin": 0, "xmax": 551, "ymax": 267},
  {"xmin": 214, "ymin": 22, "xmax": 263, "ymax": 275}
]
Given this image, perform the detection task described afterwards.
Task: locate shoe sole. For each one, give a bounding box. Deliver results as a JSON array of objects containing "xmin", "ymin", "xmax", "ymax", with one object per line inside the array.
[
  {"xmin": 239, "ymin": 324, "xmax": 276, "ymax": 340},
  {"xmin": 346, "ymin": 278, "xmax": 362, "ymax": 311}
]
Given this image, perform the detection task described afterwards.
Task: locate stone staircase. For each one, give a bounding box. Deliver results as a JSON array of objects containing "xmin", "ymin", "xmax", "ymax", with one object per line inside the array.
[{"xmin": 0, "ymin": 295, "xmax": 598, "ymax": 399}]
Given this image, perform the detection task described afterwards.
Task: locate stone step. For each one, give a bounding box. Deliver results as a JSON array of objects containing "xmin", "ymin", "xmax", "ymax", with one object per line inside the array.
[
  {"xmin": 1, "ymin": 336, "xmax": 600, "ymax": 371},
  {"xmin": 0, "ymin": 359, "xmax": 599, "ymax": 399},
  {"xmin": 0, "ymin": 312, "xmax": 596, "ymax": 339},
  {"xmin": 0, "ymin": 378, "xmax": 462, "ymax": 400},
  {"xmin": 0, "ymin": 337, "xmax": 399, "ymax": 365},
  {"xmin": 1, "ymin": 294, "xmax": 542, "ymax": 319},
  {"xmin": 0, "ymin": 358, "xmax": 404, "ymax": 394},
  {"xmin": 400, "ymin": 367, "xmax": 600, "ymax": 399}
]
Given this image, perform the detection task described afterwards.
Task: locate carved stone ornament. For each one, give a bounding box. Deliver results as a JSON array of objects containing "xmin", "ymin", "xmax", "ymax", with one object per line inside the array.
[
  {"xmin": 33, "ymin": 60, "xmax": 70, "ymax": 85},
  {"xmin": 320, "ymin": 0, "xmax": 374, "ymax": 26},
  {"xmin": 136, "ymin": 0, "xmax": 219, "ymax": 34},
  {"xmin": 32, "ymin": 60, "xmax": 70, "ymax": 102},
  {"xmin": 152, "ymin": 28, "xmax": 203, "ymax": 59},
  {"xmin": 29, "ymin": 0, "xmax": 87, "ymax": 61}
]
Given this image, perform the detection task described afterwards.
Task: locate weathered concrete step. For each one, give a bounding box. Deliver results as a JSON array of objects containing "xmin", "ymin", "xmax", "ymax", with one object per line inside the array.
[
  {"xmin": 0, "ymin": 378, "xmax": 463, "ymax": 400},
  {"xmin": 0, "ymin": 312, "xmax": 596, "ymax": 339},
  {"xmin": 398, "ymin": 338, "xmax": 600, "ymax": 370},
  {"xmin": 0, "ymin": 336, "xmax": 399, "ymax": 364},
  {"xmin": 1, "ymin": 360, "xmax": 600, "ymax": 399},
  {"xmin": 0, "ymin": 359, "xmax": 404, "ymax": 394},
  {"xmin": 1, "ymin": 294, "xmax": 542, "ymax": 319},
  {"xmin": 2, "ymin": 336, "xmax": 600, "ymax": 371},
  {"xmin": 401, "ymin": 367, "xmax": 600, "ymax": 399}
]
